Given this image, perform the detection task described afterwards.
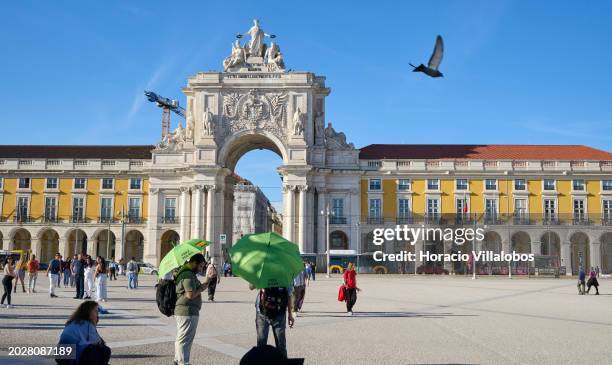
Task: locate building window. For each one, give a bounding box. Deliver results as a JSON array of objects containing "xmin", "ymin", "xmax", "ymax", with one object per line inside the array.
[
  {"xmin": 128, "ymin": 197, "xmax": 141, "ymax": 222},
  {"xmin": 427, "ymin": 179, "xmax": 439, "ymax": 190},
  {"xmin": 369, "ymin": 179, "xmax": 381, "ymax": 191},
  {"xmin": 543, "ymin": 179, "xmax": 555, "ymax": 191},
  {"xmin": 102, "ymin": 178, "xmax": 114, "ymax": 190},
  {"xmin": 130, "ymin": 178, "xmax": 142, "ymax": 190},
  {"xmin": 44, "ymin": 197, "xmax": 57, "ymax": 221},
  {"xmin": 72, "ymin": 197, "xmax": 85, "ymax": 222},
  {"xmin": 485, "ymin": 199, "xmax": 498, "ymax": 221},
  {"xmin": 100, "ymin": 197, "xmax": 113, "ymax": 222},
  {"xmin": 46, "ymin": 177, "xmax": 58, "ymax": 189},
  {"xmin": 426, "ymin": 198, "xmax": 439, "ymax": 220},
  {"xmin": 0, "ymin": 177, "xmax": 3, "ymax": 189},
  {"xmin": 331, "ymin": 198, "xmax": 345, "ymax": 223},
  {"xmin": 544, "ymin": 199, "xmax": 556, "ymax": 222},
  {"xmin": 572, "ymin": 179, "xmax": 585, "ymax": 191},
  {"xmin": 603, "ymin": 180, "xmax": 612, "ymax": 191},
  {"xmin": 514, "ymin": 179, "xmax": 526, "ymax": 191},
  {"xmin": 604, "ymin": 200, "xmax": 612, "ymax": 223},
  {"xmin": 456, "ymin": 197, "xmax": 468, "ymax": 216},
  {"xmin": 573, "ymin": 199, "xmax": 586, "ymax": 223},
  {"xmin": 368, "ymin": 199, "xmax": 381, "ymax": 218},
  {"xmin": 164, "ymin": 198, "xmax": 176, "ymax": 223},
  {"xmin": 485, "ymin": 179, "xmax": 497, "ymax": 191},
  {"xmin": 18, "ymin": 177, "xmax": 31, "ymax": 189},
  {"xmin": 398, "ymin": 198, "xmax": 410, "ymax": 218},
  {"xmin": 514, "ymin": 199, "xmax": 527, "ymax": 218},
  {"xmin": 74, "ymin": 178, "xmax": 86, "ymax": 189},
  {"xmin": 398, "ymin": 179, "xmax": 410, "ymax": 191},
  {"xmin": 456, "ymin": 179, "xmax": 468, "ymax": 191},
  {"xmin": 17, "ymin": 196, "xmax": 29, "ymax": 220}
]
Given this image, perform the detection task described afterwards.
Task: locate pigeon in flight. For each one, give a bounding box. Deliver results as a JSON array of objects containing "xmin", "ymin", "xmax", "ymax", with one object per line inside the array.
[{"xmin": 410, "ymin": 35, "xmax": 444, "ymax": 77}]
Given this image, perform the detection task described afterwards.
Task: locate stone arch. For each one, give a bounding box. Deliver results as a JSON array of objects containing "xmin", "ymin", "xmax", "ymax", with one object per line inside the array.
[
  {"xmin": 540, "ymin": 231, "xmax": 561, "ymax": 257},
  {"xmin": 570, "ymin": 231, "xmax": 590, "ymax": 275},
  {"xmin": 11, "ymin": 228, "xmax": 32, "ymax": 251},
  {"xmin": 161, "ymin": 230, "xmax": 180, "ymax": 259},
  {"xmin": 600, "ymin": 232, "xmax": 612, "ymax": 274},
  {"xmin": 96, "ymin": 229, "xmax": 116, "ymax": 259},
  {"xmin": 511, "ymin": 231, "xmax": 531, "ymax": 253},
  {"xmin": 362, "ymin": 231, "xmax": 378, "ymax": 253},
  {"xmin": 218, "ymin": 130, "xmax": 288, "ymax": 171},
  {"xmin": 125, "ymin": 229, "xmax": 145, "ymax": 261},
  {"xmin": 482, "ymin": 231, "xmax": 502, "ymax": 252},
  {"xmin": 38, "ymin": 228, "xmax": 60, "ymax": 263},
  {"xmin": 66, "ymin": 229, "xmax": 88, "ymax": 256},
  {"xmin": 330, "ymin": 230, "xmax": 349, "ymax": 250}
]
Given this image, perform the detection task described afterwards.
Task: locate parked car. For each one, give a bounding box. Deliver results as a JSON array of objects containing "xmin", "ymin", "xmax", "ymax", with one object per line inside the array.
[{"xmin": 137, "ymin": 262, "xmax": 159, "ymax": 276}]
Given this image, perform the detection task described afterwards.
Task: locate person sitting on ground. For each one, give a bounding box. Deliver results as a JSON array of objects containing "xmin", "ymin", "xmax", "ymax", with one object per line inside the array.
[{"xmin": 57, "ymin": 300, "xmax": 111, "ymax": 365}]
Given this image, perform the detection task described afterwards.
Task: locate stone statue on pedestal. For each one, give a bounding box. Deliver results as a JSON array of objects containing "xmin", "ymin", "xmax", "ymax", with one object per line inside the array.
[
  {"xmin": 223, "ymin": 40, "xmax": 247, "ymax": 71},
  {"xmin": 264, "ymin": 42, "xmax": 285, "ymax": 71},
  {"xmin": 242, "ymin": 19, "xmax": 273, "ymax": 57},
  {"xmin": 293, "ymin": 108, "xmax": 305, "ymax": 136},
  {"xmin": 202, "ymin": 108, "xmax": 214, "ymax": 136},
  {"xmin": 314, "ymin": 112, "xmax": 325, "ymax": 144}
]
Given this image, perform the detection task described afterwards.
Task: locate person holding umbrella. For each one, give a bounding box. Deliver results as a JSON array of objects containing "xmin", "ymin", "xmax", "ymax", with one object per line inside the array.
[{"xmin": 230, "ymin": 232, "xmax": 303, "ymax": 359}]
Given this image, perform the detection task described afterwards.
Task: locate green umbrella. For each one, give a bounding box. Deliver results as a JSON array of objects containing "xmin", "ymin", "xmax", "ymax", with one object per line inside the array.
[
  {"xmin": 158, "ymin": 238, "xmax": 209, "ymax": 278},
  {"xmin": 229, "ymin": 232, "xmax": 304, "ymax": 288}
]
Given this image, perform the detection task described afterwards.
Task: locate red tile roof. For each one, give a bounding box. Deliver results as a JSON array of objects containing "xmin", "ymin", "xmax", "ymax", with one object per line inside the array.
[
  {"xmin": 0, "ymin": 145, "xmax": 155, "ymax": 159},
  {"xmin": 359, "ymin": 144, "xmax": 612, "ymax": 160}
]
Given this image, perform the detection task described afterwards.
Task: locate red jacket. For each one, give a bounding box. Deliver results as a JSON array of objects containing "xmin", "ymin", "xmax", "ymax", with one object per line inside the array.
[{"xmin": 343, "ymin": 269, "xmax": 356, "ymax": 289}]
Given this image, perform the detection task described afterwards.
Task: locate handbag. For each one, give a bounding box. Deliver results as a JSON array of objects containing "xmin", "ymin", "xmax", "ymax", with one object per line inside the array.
[{"xmin": 337, "ymin": 284, "xmax": 346, "ymax": 302}]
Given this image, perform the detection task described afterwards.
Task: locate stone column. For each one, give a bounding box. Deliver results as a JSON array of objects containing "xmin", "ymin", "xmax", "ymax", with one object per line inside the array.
[
  {"xmin": 283, "ymin": 185, "xmax": 294, "ymax": 242},
  {"xmin": 179, "ymin": 187, "xmax": 191, "ymax": 241},
  {"xmin": 59, "ymin": 238, "xmax": 68, "ymax": 259},
  {"xmin": 316, "ymin": 188, "xmax": 327, "ymax": 254},
  {"xmin": 531, "ymin": 240, "xmax": 541, "ymax": 255},
  {"xmin": 444, "ymin": 241, "xmax": 453, "ymax": 273},
  {"xmin": 306, "ymin": 188, "xmax": 315, "ymax": 253},
  {"xmin": 591, "ymin": 242, "xmax": 602, "ymax": 271},
  {"xmin": 192, "ymin": 185, "xmax": 203, "ymax": 239},
  {"xmin": 298, "ymin": 185, "xmax": 308, "ymax": 253},
  {"xmin": 205, "ymin": 185, "xmax": 215, "ymax": 244},
  {"xmin": 561, "ymin": 242, "xmax": 572, "ymax": 276},
  {"xmin": 31, "ymin": 238, "xmax": 41, "ymax": 261},
  {"xmin": 349, "ymin": 188, "xmax": 361, "ymax": 252},
  {"xmin": 145, "ymin": 188, "xmax": 160, "ymax": 264},
  {"xmin": 115, "ymin": 237, "xmax": 124, "ymax": 262}
]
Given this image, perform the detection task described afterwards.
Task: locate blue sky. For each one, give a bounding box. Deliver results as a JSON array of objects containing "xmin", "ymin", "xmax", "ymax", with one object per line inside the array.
[{"xmin": 2, "ymin": 1, "xmax": 611, "ymax": 209}]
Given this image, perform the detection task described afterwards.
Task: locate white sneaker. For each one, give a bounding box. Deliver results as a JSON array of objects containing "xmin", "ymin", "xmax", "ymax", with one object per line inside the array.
[{"xmin": 6, "ymin": 305, "xmax": 14, "ymax": 309}]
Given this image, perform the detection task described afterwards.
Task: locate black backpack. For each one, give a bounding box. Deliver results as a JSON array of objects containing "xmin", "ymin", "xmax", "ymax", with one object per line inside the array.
[
  {"xmin": 155, "ymin": 268, "xmax": 190, "ymax": 317},
  {"xmin": 259, "ymin": 287, "xmax": 289, "ymax": 319}
]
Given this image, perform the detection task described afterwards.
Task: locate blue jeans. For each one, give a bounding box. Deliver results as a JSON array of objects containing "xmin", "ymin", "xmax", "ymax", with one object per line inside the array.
[
  {"xmin": 256, "ymin": 311, "xmax": 287, "ymax": 358},
  {"xmin": 127, "ymin": 273, "xmax": 136, "ymax": 289},
  {"xmin": 75, "ymin": 275, "xmax": 84, "ymax": 298},
  {"xmin": 63, "ymin": 269, "xmax": 71, "ymax": 286}
]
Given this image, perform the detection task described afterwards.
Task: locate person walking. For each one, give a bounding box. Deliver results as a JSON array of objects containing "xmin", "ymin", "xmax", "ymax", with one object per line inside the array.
[
  {"xmin": 595, "ymin": 265, "xmax": 601, "ymax": 278},
  {"xmin": 252, "ymin": 283, "xmax": 294, "ymax": 358},
  {"xmin": 27, "ymin": 254, "xmax": 39, "ymax": 293},
  {"xmin": 95, "ymin": 257, "xmax": 108, "ymax": 302},
  {"xmin": 47, "ymin": 253, "xmax": 62, "ymax": 298},
  {"xmin": 343, "ymin": 262, "xmax": 360, "ymax": 315},
  {"xmin": 62, "ymin": 256, "xmax": 72, "ymax": 288},
  {"xmin": 13, "ymin": 254, "xmax": 27, "ymax": 293},
  {"xmin": 126, "ymin": 257, "xmax": 138, "ymax": 290},
  {"xmin": 305, "ymin": 262, "xmax": 312, "ymax": 283},
  {"xmin": 174, "ymin": 253, "xmax": 208, "ymax": 365},
  {"xmin": 587, "ymin": 268, "xmax": 600, "ymax": 295},
  {"xmin": 292, "ymin": 268, "xmax": 307, "ymax": 313},
  {"xmin": 57, "ymin": 255, "xmax": 63, "ymax": 288},
  {"xmin": 84, "ymin": 257, "xmax": 95, "ymax": 300},
  {"xmin": 1, "ymin": 256, "xmax": 16, "ymax": 308},
  {"xmin": 58, "ymin": 301, "xmax": 111, "ymax": 364},
  {"xmin": 206, "ymin": 260, "xmax": 220, "ymax": 302},
  {"xmin": 578, "ymin": 267, "xmax": 586, "ymax": 295},
  {"xmin": 118, "ymin": 258, "xmax": 125, "ymax": 276},
  {"xmin": 310, "ymin": 261, "xmax": 316, "ymax": 281},
  {"xmin": 73, "ymin": 254, "xmax": 85, "ymax": 300}
]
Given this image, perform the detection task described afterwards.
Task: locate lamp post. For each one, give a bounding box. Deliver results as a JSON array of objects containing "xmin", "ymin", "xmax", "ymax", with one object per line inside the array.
[{"xmin": 321, "ymin": 202, "xmax": 333, "ymax": 278}]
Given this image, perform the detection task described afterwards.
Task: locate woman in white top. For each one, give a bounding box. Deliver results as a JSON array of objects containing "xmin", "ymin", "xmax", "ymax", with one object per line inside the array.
[
  {"xmin": 95, "ymin": 257, "xmax": 108, "ymax": 302},
  {"xmin": 2, "ymin": 256, "xmax": 16, "ymax": 308},
  {"xmin": 84, "ymin": 257, "xmax": 95, "ymax": 300}
]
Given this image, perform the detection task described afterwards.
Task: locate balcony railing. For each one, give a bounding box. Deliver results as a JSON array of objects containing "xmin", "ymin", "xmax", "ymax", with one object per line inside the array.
[
  {"xmin": 396, "ymin": 216, "xmax": 413, "ymax": 224},
  {"xmin": 366, "ymin": 216, "xmax": 384, "ymax": 225},
  {"xmin": 42, "ymin": 216, "xmax": 58, "ymax": 223},
  {"xmin": 99, "ymin": 217, "xmax": 116, "ymax": 224},
  {"xmin": 160, "ymin": 216, "xmax": 179, "ymax": 224},
  {"xmin": 513, "ymin": 215, "xmax": 532, "ymax": 225},
  {"xmin": 70, "ymin": 216, "xmax": 90, "ymax": 223},
  {"xmin": 126, "ymin": 215, "xmax": 143, "ymax": 224},
  {"xmin": 14, "ymin": 215, "xmax": 34, "ymax": 223},
  {"xmin": 330, "ymin": 216, "xmax": 347, "ymax": 225},
  {"xmin": 572, "ymin": 217, "xmax": 592, "ymax": 226},
  {"xmin": 484, "ymin": 215, "xmax": 503, "ymax": 225}
]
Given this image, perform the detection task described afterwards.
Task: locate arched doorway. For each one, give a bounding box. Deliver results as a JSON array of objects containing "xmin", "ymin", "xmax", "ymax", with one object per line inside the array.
[
  {"xmin": 330, "ymin": 230, "xmax": 349, "ymax": 250},
  {"xmin": 451, "ymin": 240, "xmax": 473, "ymax": 275},
  {"xmin": 481, "ymin": 231, "xmax": 503, "ymax": 275},
  {"xmin": 511, "ymin": 231, "xmax": 531, "ymax": 275},
  {"xmin": 39, "ymin": 229, "xmax": 60, "ymax": 263},
  {"xmin": 601, "ymin": 232, "xmax": 612, "ymax": 274},
  {"xmin": 541, "ymin": 231, "xmax": 560, "ymax": 256},
  {"xmin": 570, "ymin": 232, "xmax": 590, "ymax": 275},
  {"xmin": 13, "ymin": 228, "xmax": 32, "ymax": 251},
  {"xmin": 96, "ymin": 230, "xmax": 116, "ymax": 259},
  {"xmin": 125, "ymin": 230, "xmax": 144, "ymax": 261},
  {"xmin": 67, "ymin": 229, "xmax": 88, "ymax": 256},
  {"xmin": 161, "ymin": 230, "xmax": 180, "ymax": 259}
]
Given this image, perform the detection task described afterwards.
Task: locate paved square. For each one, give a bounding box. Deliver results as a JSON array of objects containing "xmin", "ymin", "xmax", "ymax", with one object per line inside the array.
[{"xmin": 1, "ymin": 274, "xmax": 611, "ymax": 364}]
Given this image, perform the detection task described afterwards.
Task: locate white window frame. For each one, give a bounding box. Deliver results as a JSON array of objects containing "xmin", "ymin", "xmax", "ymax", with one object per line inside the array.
[
  {"xmin": 128, "ymin": 196, "xmax": 142, "ymax": 220},
  {"xmin": 164, "ymin": 197, "xmax": 177, "ymax": 219},
  {"xmin": 426, "ymin": 197, "xmax": 440, "ymax": 218},
  {"xmin": 572, "ymin": 179, "xmax": 585, "ymax": 192},
  {"xmin": 397, "ymin": 179, "xmax": 411, "ymax": 192},
  {"xmin": 0, "ymin": 177, "xmax": 4, "ymax": 189},
  {"xmin": 484, "ymin": 179, "xmax": 497, "ymax": 191},
  {"xmin": 485, "ymin": 198, "xmax": 499, "ymax": 220},
  {"xmin": 397, "ymin": 198, "xmax": 411, "ymax": 218},
  {"xmin": 129, "ymin": 177, "xmax": 143, "ymax": 191},
  {"xmin": 44, "ymin": 195, "xmax": 58, "ymax": 221},
  {"xmin": 331, "ymin": 198, "xmax": 345, "ymax": 218},
  {"xmin": 455, "ymin": 195, "xmax": 470, "ymax": 216},
  {"xmin": 71, "ymin": 195, "xmax": 86, "ymax": 221},
  {"xmin": 573, "ymin": 198, "xmax": 587, "ymax": 221},
  {"xmin": 427, "ymin": 179, "xmax": 440, "ymax": 191},
  {"xmin": 46, "ymin": 177, "xmax": 59, "ymax": 190},
  {"xmin": 16, "ymin": 195, "xmax": 31, "ymax": 220},
  {"xmin": 368, "ymin": 198, "xmax": 382, "ymax": 218},
  {"xmin": 455, "ymin": 179, "xmax": 468, "ymax": 191},
  {"xmin": 73, "ymin": 177, "xmax": 87, "ymax": 190},
  {"xmin": 99, "ymin": 196, "xmax": 114, "ymax": 222},
  {"xmin": 543, "ymin": 179, "xmax": 556, "ymax": 191},
  {"xmin": 514, "ymin": 179, "xmax": 526, "ymax": 191},
  {"xmin": 18, "ymin": 177, "xmax": 31, "ymax": 189},
  {"xmin": 368, "ymin": 178, "xmax": 382, "ymax": 192},
  {"xmin": 603, "ymin": 199, "xmax": 612, "ymax": 222},
  {"xmin": 514, "ymin": 198, "xmax": 529, "ymax": 216},
  {"xmin": 101, "ymin": 177, "xmax": 115, "ymax": 190},
  {"xmin": 543, "ymin": 198, "xmax": 557, "ymax": 221},
  {"xmin": 602, "ymin": 180, "xmax": 612, "ymax": 192}
]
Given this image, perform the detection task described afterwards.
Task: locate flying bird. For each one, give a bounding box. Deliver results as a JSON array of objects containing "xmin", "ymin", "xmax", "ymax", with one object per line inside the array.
[{"xmin": 410, "ymin": 35, "xmax": 444, "ymax": 78}]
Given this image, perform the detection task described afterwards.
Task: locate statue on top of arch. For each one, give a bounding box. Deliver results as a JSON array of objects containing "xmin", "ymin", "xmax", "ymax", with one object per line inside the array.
[{"xmin": 223, "ymin": 19, "xmax": 285, "ymax": 72}]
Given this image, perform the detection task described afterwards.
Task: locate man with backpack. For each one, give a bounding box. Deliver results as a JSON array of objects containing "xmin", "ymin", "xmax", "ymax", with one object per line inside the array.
[
  {"xmin": 46, "ymin": 253, "xmax": 62, "ymax": 298},
  {"xmin": 205, "ymin": 259, "xmax": 220, "ymax": 302},
  {"xmin": 174, "ymin": 253, "xmax": 208, "ymax": 365},
  {"xmin": 251, "ymin": 283, "xmax": 295, "ymax": 358}
]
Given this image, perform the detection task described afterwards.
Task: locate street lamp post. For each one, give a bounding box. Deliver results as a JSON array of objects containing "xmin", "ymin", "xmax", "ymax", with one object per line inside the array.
[{"xmin": 321, "ymin": 202, "xmax": 333, "ymax": 278}]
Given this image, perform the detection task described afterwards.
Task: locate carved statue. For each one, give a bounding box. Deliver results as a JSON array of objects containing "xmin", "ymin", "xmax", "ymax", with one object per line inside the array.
[
  {"xmin": 185, "ymin": 99, "xmax": 194, "ymax": 140},
  {"xmin": 264, "ymin": 42, "xmax": 285, "ymax": 71},
  {"xmin": 202, "ymin": 108, "xmax": 214, "ymax": 136},
  {"xmin": 293, "ymin": 108, "xmax": 304, "ymax": 136},
  {"xmin": 314, "ymin": 112, "xmax": 325, "ymax": 144},
  {"xmin": 223, "ymin": 40, "xmax": 247, "ymax": 71},
  {"xmin": 164, "ymin": 122, "xmax": 186, "ymax": 146},
  {"xmin": 242, "ymin": 19, "xmax": 272, "ymax": 57},
  {"xmin": 325, "ymin": 122, "xmax": 354, "ymax": 149}
]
